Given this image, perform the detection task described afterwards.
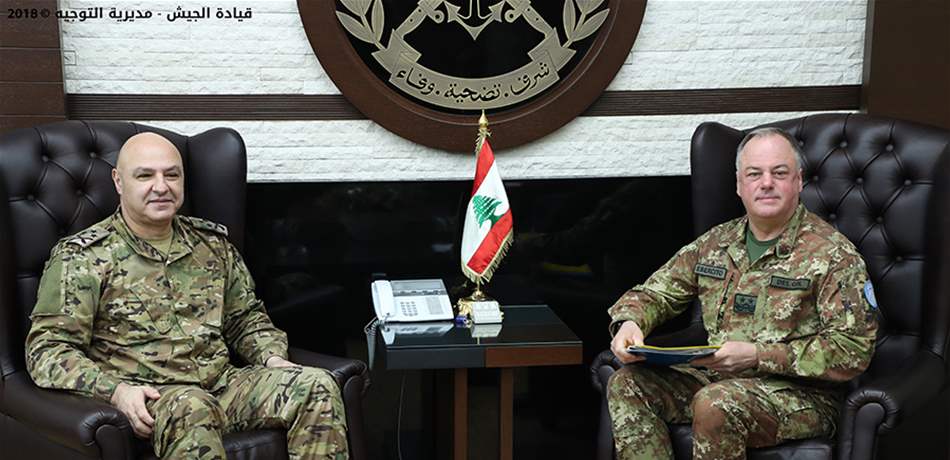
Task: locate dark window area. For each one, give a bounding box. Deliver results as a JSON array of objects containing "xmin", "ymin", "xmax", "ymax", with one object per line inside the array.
[{"xmin": 246, "ymin": 176, "xmax": 693, "ymax": 458}]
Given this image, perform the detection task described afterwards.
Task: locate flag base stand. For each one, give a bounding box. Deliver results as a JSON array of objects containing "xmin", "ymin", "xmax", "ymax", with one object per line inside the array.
[{"xmin": 457, "ymin": 286, "xmax": 504, "ymax": 324}]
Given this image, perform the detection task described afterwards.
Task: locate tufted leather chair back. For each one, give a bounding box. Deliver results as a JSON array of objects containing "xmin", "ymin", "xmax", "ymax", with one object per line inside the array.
[
  {"xmin": 0, "ymin": 121, "xmax": 247, "ymax": 380},
  {"xmin": 690, "ymin": 113, "xmax": 950, "ymax": 384}
]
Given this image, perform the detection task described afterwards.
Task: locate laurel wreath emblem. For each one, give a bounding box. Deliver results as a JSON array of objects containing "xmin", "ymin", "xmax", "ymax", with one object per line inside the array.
[
  {"xmin": 336, "ymin": 0, "xmax": 385, "ymax": 49},
  {"xmin": 562, "ymin": 0, "xmax": 608, "ymax": 46}
]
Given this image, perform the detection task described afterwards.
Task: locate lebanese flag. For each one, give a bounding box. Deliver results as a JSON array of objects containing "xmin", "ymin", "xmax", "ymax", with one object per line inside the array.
[{"xmin": 461, "ymin": 137, "xmax": 513, "ymax": 282}]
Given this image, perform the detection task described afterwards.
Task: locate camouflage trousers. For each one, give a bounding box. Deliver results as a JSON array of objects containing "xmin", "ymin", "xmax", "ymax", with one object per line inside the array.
[
  {"xmin": 606, "ymin": 365, "xmax": 838, "ymax": 460},
  {"xmin": 147, "ymin": 365, "xmax": 348, "ymax": 460}
]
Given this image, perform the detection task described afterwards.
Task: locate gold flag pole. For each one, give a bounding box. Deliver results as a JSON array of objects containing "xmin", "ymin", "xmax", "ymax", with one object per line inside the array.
[
  {"xmin": 457, "ymin": 111, "xmax": 504, "ymax": 324},
  {"xmin": 471, "ymin": 110, "xmax": 490, "ymax": 304}
]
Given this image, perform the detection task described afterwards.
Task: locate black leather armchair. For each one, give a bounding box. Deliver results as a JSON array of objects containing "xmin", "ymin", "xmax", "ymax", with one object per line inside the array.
[
  {"xmin": 0, "ymin": 121, "xmax": 370, "ymax": 460},
  {"xmin": 590, "ymin": 113, "xmax": 950, "ymax": 459}
]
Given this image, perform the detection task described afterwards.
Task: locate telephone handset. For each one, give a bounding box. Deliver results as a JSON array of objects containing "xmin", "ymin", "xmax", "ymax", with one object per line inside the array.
[
  {"xmin": 371, "ymin": 280, "xmax": 396, "ymax": 322},
  {"xmin": 371, "ymin": 279, "xmax": 454, "ymax": 322}
]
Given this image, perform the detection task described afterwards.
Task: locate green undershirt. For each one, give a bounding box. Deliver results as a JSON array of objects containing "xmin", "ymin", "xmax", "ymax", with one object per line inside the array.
[{"xmin": 746, "ymin": 225, "xmax": 780, "ymax": 263}]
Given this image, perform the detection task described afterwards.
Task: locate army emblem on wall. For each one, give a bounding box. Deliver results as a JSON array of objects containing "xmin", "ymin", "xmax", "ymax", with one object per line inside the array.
[{"xmin": 299, "ymin": 0, "xmax": 646, "ymax": 151}]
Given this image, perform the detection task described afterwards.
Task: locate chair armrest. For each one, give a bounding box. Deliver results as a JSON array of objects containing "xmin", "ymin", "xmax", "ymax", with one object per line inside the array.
[
  {"xmin": 590, "ymin": 349, "xmax": 622, "ymax": 394},
  {"xmin": 288, "ymin": 347, "xmax": 370, "ymax": 396},
  {"xmin": 836, "ymin": 351, "xmax": 945, "ymax": 459},
  {"xmin": 288, "ymin": 347, "xmax": 370, "ymax": 460},
  {"xmin": 0, "ymin": 371, "xmax": 134, "ymax": 459}
]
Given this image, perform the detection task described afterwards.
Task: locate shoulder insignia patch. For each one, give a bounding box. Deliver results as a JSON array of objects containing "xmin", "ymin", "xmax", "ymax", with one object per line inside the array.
[
  {"xmin": 863, "ymin": 281, "xmax": 878, "ymax": 310},
  {"xmin": 181, "ymin": 215, "xmax": 229, "ymax": 236},
  {"xmin": 64, "ymin": 227, "xmax": 110, "ymax": 249}
]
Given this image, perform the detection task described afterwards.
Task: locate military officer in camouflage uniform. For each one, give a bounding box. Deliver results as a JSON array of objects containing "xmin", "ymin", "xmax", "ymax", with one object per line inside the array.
[
  {"xmin": 25, "ymin": 133, "xmax": 348, "ymax": 459},
  {"xmin": 606, "ymin": 127, "xmax": 878, "ymax": 460}
]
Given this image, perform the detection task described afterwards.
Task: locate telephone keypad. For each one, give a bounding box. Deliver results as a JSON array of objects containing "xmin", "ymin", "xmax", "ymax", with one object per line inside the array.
[{"xmin": 398, "ymin": 301, "xmax": 418, "ymax": 317}]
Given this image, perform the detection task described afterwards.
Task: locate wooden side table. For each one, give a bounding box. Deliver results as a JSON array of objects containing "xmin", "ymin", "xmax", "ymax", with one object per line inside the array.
[{"xmin": 379, "ymin": 304, "xmax": 583, "ymax": 460}]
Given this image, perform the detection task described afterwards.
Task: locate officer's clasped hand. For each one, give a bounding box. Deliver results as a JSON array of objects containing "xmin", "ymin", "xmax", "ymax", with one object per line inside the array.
[
  {"xmin": 111, "ymin": 382, "xmax": 161, "ymax": 439},
  {"xmin": 611, "ymin": 321, "xmax": 647, "ymax": 364}
]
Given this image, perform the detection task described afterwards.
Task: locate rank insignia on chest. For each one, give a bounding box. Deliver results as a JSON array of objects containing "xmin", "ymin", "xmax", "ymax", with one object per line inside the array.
[
  {"xmin": 770, "ymin": 276, "xmax": 811, "ymax": 290},
  {"xmin": 694, "ymin": 263, "xmax": 727, "ymax": 279},
  {"xmin": 734, "ymin": 294, "xmax": 757, "ymax": 314}
]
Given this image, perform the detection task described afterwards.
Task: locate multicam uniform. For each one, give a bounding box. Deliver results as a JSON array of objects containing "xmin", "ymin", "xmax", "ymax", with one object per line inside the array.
[
  {"xmin": 26, "ymin": 212, "xmax": 348, "ymax": 459},
  {"xmin": 607, "ymin": 204, "xmax": 878, "ymax": 460}
]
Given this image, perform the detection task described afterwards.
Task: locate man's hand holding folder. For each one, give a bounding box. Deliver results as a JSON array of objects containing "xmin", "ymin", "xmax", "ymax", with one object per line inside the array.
[
  {"xmin": 610, "ymin": 321, "xmax": 647, "ymax": 364},
  {"xmin": 689, "ymin": 341, "xmax": 759, "ymax": 373}
]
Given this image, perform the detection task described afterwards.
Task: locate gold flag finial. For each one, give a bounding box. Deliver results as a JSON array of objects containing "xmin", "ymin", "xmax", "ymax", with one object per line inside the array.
[
  {"xmin": 478, "ymin": 110, "xmax": 490, "ymax": 138},
  {"xmin": 475, "ymin": 111, "xmax": 491, "ymax": 150}
]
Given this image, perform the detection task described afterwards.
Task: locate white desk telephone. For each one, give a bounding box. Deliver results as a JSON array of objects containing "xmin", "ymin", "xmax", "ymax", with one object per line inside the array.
[
  {"xmin": 365, "ymin": 279, "xmax": 455, "ymax": 368},
  {"xmin": 371, "ymin": 279, "xmax": 454, "ymax": 322}
]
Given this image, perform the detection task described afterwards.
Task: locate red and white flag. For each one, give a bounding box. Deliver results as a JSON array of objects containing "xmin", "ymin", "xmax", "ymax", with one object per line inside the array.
[{"xmin": 461, "ymin": 137, "xmax": 513, "ymax": 283}]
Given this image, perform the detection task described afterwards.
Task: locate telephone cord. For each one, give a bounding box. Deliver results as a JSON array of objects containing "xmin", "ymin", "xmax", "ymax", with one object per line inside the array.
[{"xmin": 397, "ymin": 371, "xmax": 406, "ymax": 460}]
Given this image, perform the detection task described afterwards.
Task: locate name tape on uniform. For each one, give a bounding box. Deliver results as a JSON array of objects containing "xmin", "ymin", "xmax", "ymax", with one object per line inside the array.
[
  {"xmin": 695, "ymin": 263, "xmax": 727, "ymax": 280},
  {"xmin": 770, "ymin": 276, "xmax": 811, "ymax": 290}
]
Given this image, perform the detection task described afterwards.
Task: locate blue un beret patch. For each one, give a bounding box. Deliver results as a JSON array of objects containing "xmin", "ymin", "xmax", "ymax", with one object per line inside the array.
[{"xmin": 863, "ymin": 281, "xmax": 878, "ymax": 310}]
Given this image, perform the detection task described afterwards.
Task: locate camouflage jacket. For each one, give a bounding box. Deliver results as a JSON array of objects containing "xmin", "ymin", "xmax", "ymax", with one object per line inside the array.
[
  {"xmin": 26, "ymin": 212, "xmax": 289, "ymax": 401},
  {"xmin": 609, "ymin": 204, "xmax": 878, "ymax": 383}
]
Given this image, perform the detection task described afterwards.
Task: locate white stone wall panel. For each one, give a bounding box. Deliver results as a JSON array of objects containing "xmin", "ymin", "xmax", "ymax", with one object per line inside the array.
[
  {"xmin": 61, "ymin": 0, "xmax": 867, "ymax": 93},
  {"xmin": 57, "ymin": 0, "xmax": 866, "ymax": 181},
  {"xmin": 144, "ymin": 112, "xmax": 825, "ymax": 182}
]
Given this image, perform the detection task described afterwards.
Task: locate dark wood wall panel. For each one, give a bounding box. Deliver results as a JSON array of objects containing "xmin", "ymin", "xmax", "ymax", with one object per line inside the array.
[
  {"xmin": 584, "ymin": 86, "xmax": 860, "ymax": 116},
  {"xmin": 0, "ymin": 115, "xmax": 65, "ymax": 133},
  {"xmin": 0, "ymin": 49, "xmax": 62, "ymax": 81},
  {"xmin": 0, "ymin": 0, "xmax": 59, "ymax": 47},
  {"xmin": 864, "ymin": 0, "xmax": 950, "ymax": 130},
  {"xmin": 67, "ymin": 94, "xmax": 365, "ymax": 121},
  {"xmin": 66, "ymin": 85, "xmax": 861, "ymax": 121},
  {"xmin": 0, "ymin": 0, "xmax": 65, "ymax": 134},
  {"xmin": 0, "ymin": 84, "xmax": 65, "ymax": 115}
]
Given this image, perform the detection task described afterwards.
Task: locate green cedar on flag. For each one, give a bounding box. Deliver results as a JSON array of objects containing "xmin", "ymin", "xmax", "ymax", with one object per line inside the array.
[{"xmin": 461, "ymin": 135, "xmax": 513, "ymax": 283}]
